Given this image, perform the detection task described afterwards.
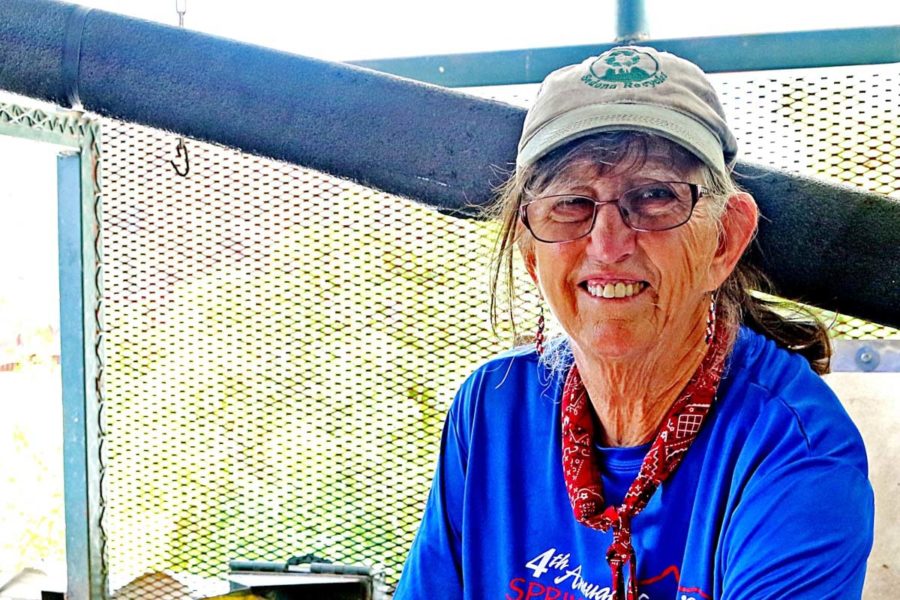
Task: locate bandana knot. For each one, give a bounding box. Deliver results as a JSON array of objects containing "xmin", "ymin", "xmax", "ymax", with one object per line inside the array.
[{"xmin": 605, "ymin": 509, "xmax": 632, "ymax": 562}]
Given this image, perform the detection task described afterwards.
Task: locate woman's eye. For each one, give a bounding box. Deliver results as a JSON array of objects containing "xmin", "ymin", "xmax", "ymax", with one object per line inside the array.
[
  {"xmin": 554, "ymin": 196, "xmax": 592, "ymax": 209},
  {"xmin": 634, "ymin": 185, "xmax": 677, "ymax": 201},
  {"xmin": 549, "ymin": 196, "xmax": 594, "ymax": 220},
  {"xmin": 628, "ymin": 185, "xmax": 682, "ymax": 215}
]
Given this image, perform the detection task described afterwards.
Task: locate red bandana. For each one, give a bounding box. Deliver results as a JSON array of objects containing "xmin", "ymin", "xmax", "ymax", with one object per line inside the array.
[{"xmin": 560, "ymin": 324, "xmax": 732, "ymax": 600}]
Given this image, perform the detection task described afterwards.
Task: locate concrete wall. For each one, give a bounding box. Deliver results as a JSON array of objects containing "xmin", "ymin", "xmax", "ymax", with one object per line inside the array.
[{"xmin": 824, "ymin": 373, "xmax": 900, "ymax": 599}]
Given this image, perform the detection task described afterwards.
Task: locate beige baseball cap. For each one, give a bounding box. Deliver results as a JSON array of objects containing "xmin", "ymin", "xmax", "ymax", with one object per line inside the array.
[{"xmin": 517, "ymin": 46, "xmax": 737, "ymax": 179}]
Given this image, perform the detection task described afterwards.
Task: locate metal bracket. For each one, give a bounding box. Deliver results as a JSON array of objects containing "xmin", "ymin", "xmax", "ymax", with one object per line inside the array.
[{"xmin": 831, "ymin": 339, "xmax": 900, "ymax": 372}]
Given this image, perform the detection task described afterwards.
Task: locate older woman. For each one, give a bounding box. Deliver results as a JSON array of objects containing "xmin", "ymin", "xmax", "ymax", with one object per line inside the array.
[{"xmin": 394, "ymin": 47, "xmax": 873, "ymax": 599}]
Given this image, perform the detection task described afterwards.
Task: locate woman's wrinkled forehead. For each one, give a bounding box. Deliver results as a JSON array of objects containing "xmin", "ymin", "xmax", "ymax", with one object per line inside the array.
[
  {"xmin": 550, "ymin": 151, "xmax": 690, "ymax": 190},
  {"xmin": 526, "ymin": 133, "xmax": 703, "ymax": 194}
]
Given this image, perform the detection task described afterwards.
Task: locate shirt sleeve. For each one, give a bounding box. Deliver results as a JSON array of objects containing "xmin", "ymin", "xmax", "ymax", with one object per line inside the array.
[
  {"xmin": 719, "ymin": 397, "xmax": 875, "ymax": 599},
  {"xmin": 392, "ymin": 397, "xmax": 470, "ymax": 599}
]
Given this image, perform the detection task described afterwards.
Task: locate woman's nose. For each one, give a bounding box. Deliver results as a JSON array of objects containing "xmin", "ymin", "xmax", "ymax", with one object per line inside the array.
[{"xmin": 585, "ymin": 202, "xmax": 636, "ymax": 263}]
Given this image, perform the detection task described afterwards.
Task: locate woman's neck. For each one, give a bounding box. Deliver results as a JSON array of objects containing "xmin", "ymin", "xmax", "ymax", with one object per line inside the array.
[{"xmin": 572, "ymin": 321, "xmax": 710, "ymax": 447}]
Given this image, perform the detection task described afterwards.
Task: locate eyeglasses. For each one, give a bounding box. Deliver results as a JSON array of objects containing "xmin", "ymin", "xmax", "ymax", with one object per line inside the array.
[{"xmin": 519, "ymin": 181, "xmax": 704, "ymax": 243}]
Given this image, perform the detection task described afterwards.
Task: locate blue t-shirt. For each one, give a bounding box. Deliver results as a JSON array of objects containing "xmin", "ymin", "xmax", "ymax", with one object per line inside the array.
[{"xmin": 394, "ymin": 327, "xmax": 874, "ymax": 599}]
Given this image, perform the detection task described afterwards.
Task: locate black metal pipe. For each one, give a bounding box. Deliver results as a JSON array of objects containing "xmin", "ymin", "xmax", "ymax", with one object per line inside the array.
[
  {"xmin": 0, "ymin": 0, "xmax": 898, "ymax": 328},
  {"xmin": 0, "ymin": 0, "xmax": 523, "ymax": 214}
]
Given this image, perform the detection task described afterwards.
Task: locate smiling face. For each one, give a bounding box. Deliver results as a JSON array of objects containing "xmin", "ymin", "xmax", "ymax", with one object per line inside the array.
[{"xmin": 521, "ymin": 137, "xmax": 728, "ymax": 362}]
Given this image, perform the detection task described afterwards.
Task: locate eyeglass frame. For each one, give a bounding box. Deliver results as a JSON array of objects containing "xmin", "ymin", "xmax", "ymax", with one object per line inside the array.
[{"xmin": 518, "ymin": 181, "xmax": 706, "ymax": 243}]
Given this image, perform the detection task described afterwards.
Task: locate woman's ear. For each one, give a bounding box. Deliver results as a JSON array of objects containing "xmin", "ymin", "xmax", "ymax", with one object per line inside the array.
[{"xmin": 710, "ymin": 192, "xmax": 758, "ymax": 288}]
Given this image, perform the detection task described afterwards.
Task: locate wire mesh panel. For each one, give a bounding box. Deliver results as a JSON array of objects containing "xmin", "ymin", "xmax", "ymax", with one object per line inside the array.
[
  {"xmin": 99, "ymin": 120, "xmax": 537, "ymax": 596},
  {"xmin": 720, "ymin": 64, "xmax": 898, "ymax": 339},
  {"xmin": 726, "ymin": 66, "xmax": 898, "ymax": 198},
  {"xmin": 97, "ymin": 62, "xmax": 899, "ymax": 598}
]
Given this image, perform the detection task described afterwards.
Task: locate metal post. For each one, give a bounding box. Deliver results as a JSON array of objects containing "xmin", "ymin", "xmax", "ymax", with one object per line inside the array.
[
  {"xmin": 352, "ymin": 27, "xmax": 900, "ymax": 85},
  {"xmin": 59, "ymin": 149, "xmax": 105, "ymax": 600},
  {"xmin": 616, "ymin": 0, "xmax": 649, "ymax": 42}
]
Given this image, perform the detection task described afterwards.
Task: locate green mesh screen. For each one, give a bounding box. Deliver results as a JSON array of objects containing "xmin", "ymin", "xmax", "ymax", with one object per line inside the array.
[{"xmin": 97, "ymin": 63, "xmax": 899, "ymax": 598}]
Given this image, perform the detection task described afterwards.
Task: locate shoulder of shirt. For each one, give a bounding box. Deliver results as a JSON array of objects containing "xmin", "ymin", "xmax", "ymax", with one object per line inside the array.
[
  {"xmin": 448, "ymin": 337, "xmax": 569, "ymax": 416},
  {"xmin": 465, "ymin": 335, "xmax": 568, "ymax": 377},
  {"xmin": 728, "ymin": 325, "xmax": 831, "ymax": 404},
  {"xmin": 455, "ymin": 342, "xmax": 539, "ymax": 394},
  {"xmin": 460, "ymin": 336, "xmax": 572, "ymax": 380},
  {"xmin": 725, "ymin": 326, "xmax": 866, "ymax": 461}
]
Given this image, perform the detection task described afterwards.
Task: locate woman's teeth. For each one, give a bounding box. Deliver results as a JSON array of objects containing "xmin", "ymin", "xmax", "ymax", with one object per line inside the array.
[{"xmin": 586, "ymin": 282, "xmax": 645, "ymax": 299}]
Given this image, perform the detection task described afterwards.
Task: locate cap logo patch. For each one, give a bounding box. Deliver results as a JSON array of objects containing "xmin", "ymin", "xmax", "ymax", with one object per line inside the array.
[{"xmin": 582, "ymin": 48, "xmax": 667, "ymax": 89}]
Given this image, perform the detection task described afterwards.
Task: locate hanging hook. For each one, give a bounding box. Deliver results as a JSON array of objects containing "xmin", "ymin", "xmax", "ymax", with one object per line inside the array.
[
  {"xmin": 176, "ymin": 0, "xmax": 187, "ymax": 27},
  {"xmin": 169, "ymin": 0, "xmax": 190, "ymax": 177},
  {"xmin": 169, "ymin": 137, "xmax": 190, "ymax": 176}
]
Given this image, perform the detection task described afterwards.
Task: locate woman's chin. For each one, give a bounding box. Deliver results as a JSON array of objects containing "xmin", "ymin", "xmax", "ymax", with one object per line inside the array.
[{"xmin": 572, "ymin": 322, "xmax": 653, "ymax": 362}]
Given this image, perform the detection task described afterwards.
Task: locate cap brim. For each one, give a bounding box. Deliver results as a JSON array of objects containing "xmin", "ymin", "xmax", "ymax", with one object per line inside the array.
[{"xmin": 517, "ymin": 103, "xmax": 728, "ymax": 178}]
